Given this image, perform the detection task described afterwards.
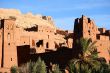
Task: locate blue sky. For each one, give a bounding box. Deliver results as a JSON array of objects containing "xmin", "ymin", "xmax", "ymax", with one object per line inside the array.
[{"xmin": 0, "ymin": 0, "xmax": 110, "ymax": 30}]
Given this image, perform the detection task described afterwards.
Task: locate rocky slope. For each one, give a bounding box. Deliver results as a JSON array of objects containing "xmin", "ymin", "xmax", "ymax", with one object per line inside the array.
[{"xmin": 0, "ymin": 8, "xmax": 56, "ymax": 28}]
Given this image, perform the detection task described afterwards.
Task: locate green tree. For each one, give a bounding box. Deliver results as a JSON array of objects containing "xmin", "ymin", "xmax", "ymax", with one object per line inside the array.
[
  {"xmin": 10, "ymin": 66, "xmax": 18, "ymax": 73},
  {"xmin": 18, "ymin": 57, "xmax": 47, "ymax": 73},
  {"xmin": 68, "ymin": 38, "xmax": 101, "ymax": 73},
  {"xmin": 32, "ymin": 57, "xmax": 47, "ymax": 73},
  {"xmin": 76, "ymin": 38, "xmax": 97, "ymax": 59}
]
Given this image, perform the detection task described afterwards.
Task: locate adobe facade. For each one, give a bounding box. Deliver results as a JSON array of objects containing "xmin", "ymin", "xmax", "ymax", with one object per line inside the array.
[
  {"xmin": 0, "ymin": 9, "xmax": 109, "ymax": 72},
  {"xmin": 74, "ymin": 15, "xmax": 110, "ymax": 63},
  {"xmin": 0, "ymin": 18, "xmax": 73, "ymax": 69}
]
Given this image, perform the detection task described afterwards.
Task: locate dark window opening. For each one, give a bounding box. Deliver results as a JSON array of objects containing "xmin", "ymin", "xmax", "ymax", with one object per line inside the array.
[
  {"xmin": 88, "ymin": 30, "xmax": 90, "ymax": 35},
  {"xmin": 88, "ymin": 18, "xmax": 91, "ymax": 23},
  {"xmin": 8, "ymin": 43, "xmax": 10, "ymax": 45},
  {"xmin": 24, "ymin": 25, "xmax": 38, "ymax": 32},
  {"xmin": 36, "ymin": 40, "xmax": 43, "ymax": 47},
  {"xmin": 11, "ymin": 58, "xmax": 12, "ymax": 61},
  {"xmin": 8, "ymin": 33, "xmax": 10, "ymax": 45},
  {"xmin": 54, "ymin": 33, "xmax": 57, "ymax": 35},
  {"xmin": 32, "ymin": 40, "xmax": 35, "ymax": 46},
  {"xmin": 46, "ymin": 42, "xmax": 49, "ymax": 48},
  {"xmin": 96, "ymin": 35, "xmax": 100, "ymax": 40}
]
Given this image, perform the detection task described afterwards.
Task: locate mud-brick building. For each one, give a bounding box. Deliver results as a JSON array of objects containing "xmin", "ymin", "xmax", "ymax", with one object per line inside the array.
[
  {"xmin": 0, "ymin": 18, "xmax": 73, "ymax": 69},
  {"xmin": 74, "ymin": 15, "xmax": 110, "ymax": 63},
  {"xmin": 1, "ymin": 13, "xmax": 110, "ymax": 72}
]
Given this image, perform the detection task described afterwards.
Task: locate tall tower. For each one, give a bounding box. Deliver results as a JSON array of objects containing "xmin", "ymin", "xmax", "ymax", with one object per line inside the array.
[
  {"xmin": 74, "ymin": 15, "xmax": 98, "ymax": 41},
  {"xmin": 73, "ymin": 15, "xmax": 98, "ymax": 57},
  {"xmin": 1, "ymin": 19, "xmax": 18, "ymax": 68}
]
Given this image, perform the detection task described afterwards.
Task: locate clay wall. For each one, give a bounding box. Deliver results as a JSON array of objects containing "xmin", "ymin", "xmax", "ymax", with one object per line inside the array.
[
  {"xmin": 96, "ymin": 40, "xmax": 110, "ymax": 63},
  {"xmin": 17, "ymin": 24, "xmax": 56, "ymax": 53},
  {"xmin": 1, "ymin": 19, "xmax": 18, "ymax": 68},
  {"xmin": 82, "ymin": 16, "xmax": 98, "ymax": 40},
  {"xmin": 0, "ymin": 16, "xmax": 72, "ymax": 70},
  {"xmin": 97, "ymin": 35, "xmax": 109, "ymax": 41},
  {"xmin": 0, "ymin": 29, "xmax": 3, "ymax": 68}
]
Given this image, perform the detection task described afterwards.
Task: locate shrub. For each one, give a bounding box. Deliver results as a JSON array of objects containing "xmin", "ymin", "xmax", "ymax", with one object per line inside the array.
[
  {"xmin": 10, "ymin": 66, "xmax": 18, "ymax": 73},
  {"xmin": 18, "ymin": 57, "xmax": 47, "ymax": 73}
]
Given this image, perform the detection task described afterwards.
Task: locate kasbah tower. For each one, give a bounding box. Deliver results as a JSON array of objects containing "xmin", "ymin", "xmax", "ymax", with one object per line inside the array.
[
  {"xmin": 74, "ymin": 15, "xmax": 110, "ymax": 63},
  {"xmin": 0, "ymin": 9, "xmax": 110, "ymax": 71}
]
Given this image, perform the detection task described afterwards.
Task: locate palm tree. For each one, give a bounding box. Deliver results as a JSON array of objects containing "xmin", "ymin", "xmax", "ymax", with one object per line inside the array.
[
  {"xmin": 68, "ymin": 38, "xmax": 101, "ymax": 73},
  {"xmin": 76, "ymin": 38, "xmax": 98, "ymax": 59}
]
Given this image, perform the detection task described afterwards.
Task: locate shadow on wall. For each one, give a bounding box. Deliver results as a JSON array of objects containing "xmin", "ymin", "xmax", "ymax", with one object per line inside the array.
[
  {"xmin": 30, "ymin": 47, "xmax": 74, "ymax": 70},
  {"xmin": 17, "ymin": 45, "xmax": 74, "ymax": 71},
  {"xmin": 17, "ymin": 45, "xmax": 30, "ymax": 66}
]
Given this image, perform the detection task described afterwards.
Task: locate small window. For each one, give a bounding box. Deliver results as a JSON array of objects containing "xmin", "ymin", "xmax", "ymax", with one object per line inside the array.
[
  {"xmin": 88, "ymin": 30, "xmax": 90, "ymax": 33},
  {"xmin": 8, "ymin": 33, "xmax": 10, "ymax": 45},
  {"xmin": 36, "ymin": 40, "xmax": 43, "ymax": 47},
  {"xmin": 88, "ymin": 30, "xmax": 90, "ymax": 35},
  {"xmin": 32, "ymin": 40, "xmax": 35, "ymax": 46},
  {"xmin": 46, "ymin": 42, "xmax": 49, "ymax": 48},
  {"xmin": 11, "ymin": 58, "xmax": 12, "ymax": 61},
  {"xmin": 8, "ymin": 43, "xmax": 10, "ymax": 45}
]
